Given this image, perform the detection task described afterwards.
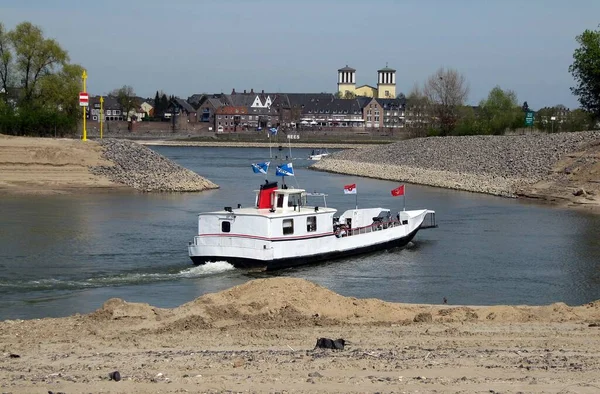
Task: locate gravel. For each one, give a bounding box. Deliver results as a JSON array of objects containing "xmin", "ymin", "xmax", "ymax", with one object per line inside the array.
[
  {"xmin": 90, "ymin": 139, "xmax": 218, "ymax": 192},
  {"xmin": 312, "ymin": 131, "xmax": 600, "ymax": 197}
]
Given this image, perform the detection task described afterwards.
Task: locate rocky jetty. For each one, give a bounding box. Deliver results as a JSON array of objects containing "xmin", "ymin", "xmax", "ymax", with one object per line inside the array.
[
  {"xmin": 90, "ymin": 139, "xmax": 218, "ymax": 192},
  {"xmin": 312, "ymin": 131, "xmax": 600, "ymax": 197}
]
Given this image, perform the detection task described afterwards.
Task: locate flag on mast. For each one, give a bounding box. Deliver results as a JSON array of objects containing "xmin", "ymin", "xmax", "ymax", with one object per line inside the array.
[
  {"xmin": 391, "ymin": 184, "xmax": 405, "ymax": 197},
  {"xmin": 251, "ymin": 161, "xmax": 270, "ymax": 174},
  {"xmin": 275, "ymin": 162, "xmax": 294, "ymax": 177},
  {"xmin": 343, "ymin": 184, "xmax": 357, "ymax": 194}
]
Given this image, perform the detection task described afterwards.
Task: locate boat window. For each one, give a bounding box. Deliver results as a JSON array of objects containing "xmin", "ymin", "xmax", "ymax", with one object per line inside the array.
[
  {"xmin": 288, "ymin": 193, "xmax": 301, "ymax": 207},
  {"xmin": 307, "ymin": 216, "xmax": 317, "ymax": 232},
  {"xmin": 276, "ymin": 194, "xmax": 284, "ymax": 208},
  {"xmin": 283, "ymin": 219, "xmax": 294, "ymax": 235},
  {"xmin": 221, "ymin": 221, "xmax": 231, "ymax": 233}
]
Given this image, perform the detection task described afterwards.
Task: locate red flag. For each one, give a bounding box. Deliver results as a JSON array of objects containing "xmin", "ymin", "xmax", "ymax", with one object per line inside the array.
[
  {"xmin": 391, "ymin": 184, "xmax": 405, "ymax": 197},
  {"xmin": 343, "ymin": 183, "xmax": 357, "ymax": 194}
]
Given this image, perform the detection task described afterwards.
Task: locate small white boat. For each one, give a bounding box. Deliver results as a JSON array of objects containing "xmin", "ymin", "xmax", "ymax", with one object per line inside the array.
[
  {"xmin": 188, "ymin": 180, "xmax": 436, "ymax": 271},
  {"xmin": 308, "ymin": 149, "xmax": 330, "ymax": 161}
]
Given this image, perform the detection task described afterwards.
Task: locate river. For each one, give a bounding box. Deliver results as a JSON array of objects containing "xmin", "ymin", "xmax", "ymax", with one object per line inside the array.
[{"xmin": 1, "ymin": 146, "xmax": 599, "ymax": 320}]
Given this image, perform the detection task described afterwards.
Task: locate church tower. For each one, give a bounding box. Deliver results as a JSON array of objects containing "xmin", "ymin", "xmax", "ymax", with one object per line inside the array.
[
  {"xmin": 337, "ymin": 65, "xmax": 356, "ymax": 97},
  {"xmin": 377, "ymin": 65, "xmax": 396, "ymax": 99}
]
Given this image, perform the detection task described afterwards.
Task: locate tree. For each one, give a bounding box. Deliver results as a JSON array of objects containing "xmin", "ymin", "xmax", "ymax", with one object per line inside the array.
[
  {"xmin": 8, "ymin": 22, "xmax": 68, "ymax": 106},
  {"xmin": 153, "ymin": 90, "xmax": 160, "ymax": 117},
  {"xmin": 343, "ymin": 91, "xmax": 356, "ymax": 99},
  {"xmin": 569, "ymin": 25, "xmax": 600, "ymax": 119},
  {"xmin": 406, "ymin": 84, "xmax": 427, "ymax": 105},
  {"xmin": 453, "ymin": 106, "xmax": 478, "ymax": 135},
  {"xmin": 0, "ymin": 23, "xmax": 12, "ymax": 102},
  {"xmin": 110, "ymin": 85, "xmax": 137, "ymax": 120},
  {"xmin": 565, "ymin": 108, "xmax": 595, "ymax": 132},
  {"xmin": 151, "ymin": 90, "xmax": 169, "ymax": 117},
  {"xmin": 423, "ymin": 67, "xmax": 469, "ymax": 135},
  {"xmin": 404, "ymin": 85, "xmax": 430, "ymax": 136},
  {"xmin": 160, "ymin": 93, "xmax": 168, "ymax": 116},
  {"xmin": 0, "ymin": 21, "xmax": 83, "ymax": 136},
  {"xmin": 39, "ymin": 63, "xmax": 84, "ymax": 117},
  {"xmin": 478, "ymin": 86, "xmax": 521, "ymax": 134}
]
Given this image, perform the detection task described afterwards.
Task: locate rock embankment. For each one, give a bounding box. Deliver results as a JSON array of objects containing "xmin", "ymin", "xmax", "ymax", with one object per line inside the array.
[
  {"xmin": 312, "ymin": 131, "xmax": 600, "ymax": 197},
  {"xmin": 90, "ymin": 139, "xmax": 218, "ymax": 192}
]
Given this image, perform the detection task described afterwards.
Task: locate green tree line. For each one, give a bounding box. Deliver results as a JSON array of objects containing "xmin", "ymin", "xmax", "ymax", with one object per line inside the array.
[
  {"xmin": 405, "ymin": 74, "xmax": 597, "ymax": 137},
  {"xmin": 0, "ymin": 22, "xmax": 84, "ymax": 136}
]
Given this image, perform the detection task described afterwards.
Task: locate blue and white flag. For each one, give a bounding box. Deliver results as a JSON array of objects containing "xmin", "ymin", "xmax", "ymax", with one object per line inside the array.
[
  {"xmin": 269, "ymin": 127, "xmax": 278, "ymax": 135},
  {"xmin": 275, "ymin": 162, "xmax": 294, "ymax": 177},
  {"xmin": 251, "ymin": 161, "xmax": 270, "ymax": 174}
]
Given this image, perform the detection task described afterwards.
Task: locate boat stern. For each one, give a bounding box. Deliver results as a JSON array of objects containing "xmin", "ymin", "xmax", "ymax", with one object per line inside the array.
[{"xmin": 420, "ymin": 210, "xmax": 438, "ymax": 229}]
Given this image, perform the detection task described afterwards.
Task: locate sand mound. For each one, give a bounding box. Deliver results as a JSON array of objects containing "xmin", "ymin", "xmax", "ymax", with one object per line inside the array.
[
  {"xmin": 0, "ymin": 134, "xmax": 217, "ymax": 194},
  {"xmin": 79, "ymin": 278, "xmax": 600, "ymax": 333},
  {"xmin": 174, "ymin": 278, "xmax": 421, "ymax": 327},
  {"xmin": 88, "ymin": 298, "xmax": 170, "ymax": 321},
  {"xmin": 0, "ymin": 134, "xmax": 119, "ymax": 193}
]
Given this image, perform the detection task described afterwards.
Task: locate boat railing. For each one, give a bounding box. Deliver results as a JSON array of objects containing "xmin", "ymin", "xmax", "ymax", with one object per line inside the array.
[
  {"xmin": 420, "ymin": 211, "xmax": 438, "ymax": 229},
  {"xmin": 338, "ymin": 219, "xmax": 403, "ymax": 237}
]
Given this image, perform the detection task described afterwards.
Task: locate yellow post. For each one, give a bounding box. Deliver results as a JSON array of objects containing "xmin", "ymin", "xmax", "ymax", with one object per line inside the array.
[
  {"xmin": 82, "ymin": 69, "xmax": 88, "ymax": 141},
  {"xmin": 100, "ymin": 96, "xmax": 104, "ymax": 139}
]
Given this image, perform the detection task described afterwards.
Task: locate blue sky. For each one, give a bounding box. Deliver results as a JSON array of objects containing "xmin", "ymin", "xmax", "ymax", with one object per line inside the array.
[{"xmin": 3, "ymin": 0, "xmax": 599, "ymax": 109}]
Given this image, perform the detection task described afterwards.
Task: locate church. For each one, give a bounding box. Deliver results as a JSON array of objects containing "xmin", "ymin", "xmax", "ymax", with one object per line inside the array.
[{"xmin": 337, "ymin": 65, "xmax": 396, "ymax": 99}]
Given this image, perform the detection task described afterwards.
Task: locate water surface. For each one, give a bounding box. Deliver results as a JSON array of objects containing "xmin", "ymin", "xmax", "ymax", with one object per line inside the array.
[{"xmin": 1, "ymin": 146, "xmax": 598, "ymax": 320}]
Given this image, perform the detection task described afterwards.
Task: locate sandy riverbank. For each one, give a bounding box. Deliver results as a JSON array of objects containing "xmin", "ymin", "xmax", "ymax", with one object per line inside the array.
[
  {"xmin": 0, "ymin": 135, "xmax": 217, "ymax": 195},
  {"xmin": 1, "ymin": 278, "xmax": 599, "ymax": 393},
  {"xmin": 0, "ymin": 134, "xmax": 123, "ymax": 195}
]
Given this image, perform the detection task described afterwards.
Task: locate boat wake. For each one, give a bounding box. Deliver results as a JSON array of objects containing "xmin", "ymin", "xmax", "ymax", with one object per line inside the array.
[
  {"xmin": 0, "ymin": 261, "xmax": 236, "ymax": 293},
  {"xmin": 183, "ymin": 261, "xmax": 236, "ymax": 276}
]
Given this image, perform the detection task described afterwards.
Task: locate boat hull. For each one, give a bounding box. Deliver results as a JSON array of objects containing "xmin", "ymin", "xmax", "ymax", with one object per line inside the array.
[{"xmin": 190, "ymin": 228, "xmax": 420, "ymax": 271}]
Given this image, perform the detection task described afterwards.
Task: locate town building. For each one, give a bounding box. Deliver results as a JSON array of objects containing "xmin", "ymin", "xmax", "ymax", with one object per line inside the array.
[
  {"xmin": 197, "ymin": 95, "xmax": 229, "ymax": 123},
  {"xmin": 140, "ymin": 101, "xmax": 154, "ymax": 118},
  {"xmin": 298, "ymin": 97, "xmax": 364, "ymax": 128},
  {"xmin": 87, "ymin": 96, "xmax": 123, "ymax": 122},
  {"xmin": 377, "ymin": 98, "xmax": 405, "ymax": 128},
  {"xmin": 337, "ymin": 65, "xmax": 397, "ymax": 99},
  {"xmin": 166, "ymin": 98, "xmax": 198, "ymax": 124},
  {"xmin": 186, "ymin": 63, "xmax": 403, "ymax": 132},
  {"xmin": 215, "ymin": 106, "xmax": 248, "ymax": 132}
]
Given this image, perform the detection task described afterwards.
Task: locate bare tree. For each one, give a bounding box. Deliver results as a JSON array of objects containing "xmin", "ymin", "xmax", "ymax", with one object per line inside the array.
[
  {"xmin": 110, "ymin": 85, "xmax": 137, "ymax": 120},
  {"xmin": 423, "ymin": 67, "xmax": 469, "ymax": 135},
  {"xmin": 405, "ymin": 83, "xmax": 430, "ymax": 137}
]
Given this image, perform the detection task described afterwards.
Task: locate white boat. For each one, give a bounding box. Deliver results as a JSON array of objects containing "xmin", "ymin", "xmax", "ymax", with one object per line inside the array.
[
  {"xmin": 188, "ymin": 180, "xmax": 437, "ymax": 271},
  {"xmin": 308, "ymin": 149, "xmax": 330, "ymax": 161}
]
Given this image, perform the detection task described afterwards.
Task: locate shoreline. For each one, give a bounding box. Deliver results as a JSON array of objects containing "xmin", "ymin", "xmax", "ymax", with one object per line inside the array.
[
  {"xmin": 311, "ymin": 158, "xmax": 527, "ymax": 197},
  {"xmin": 1, "ymin": 133, "xmax": 599, "ymax": 214},
  {"xmin": 134, "ymin": 139, "xmax": 370, "ymax": 149},
  {"xmin": 312, "ymin": 132, "xmax": 600, "ymax": 213},
  {"xmin": 138, "ymin": 132, "xmax": 600, "ymax": 213},
  {"xmin": 1, "ymin": 278, "xmax": 599, "ymax": 393},
  {"xmin": 0, "ymin": 135, "xmax": 218, "ymax": 195},
  {"xmin": 311, "ymin": 158, "xmax": 600, "ymax": 214}
]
